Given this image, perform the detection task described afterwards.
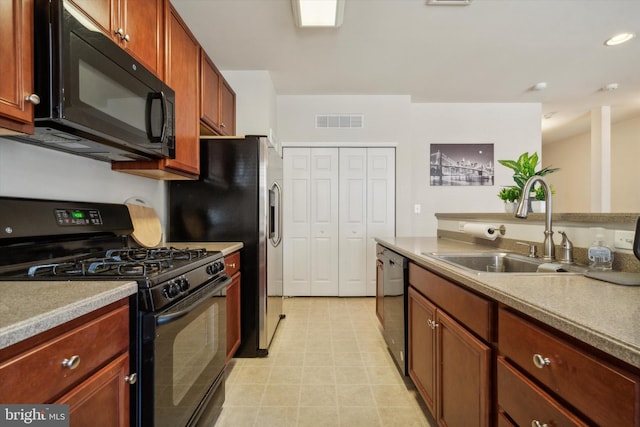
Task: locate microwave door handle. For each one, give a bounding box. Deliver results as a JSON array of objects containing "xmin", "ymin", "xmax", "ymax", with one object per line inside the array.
[{"xmin": 145, "ymin": 92, "xmax": 167, "ymax": 143}]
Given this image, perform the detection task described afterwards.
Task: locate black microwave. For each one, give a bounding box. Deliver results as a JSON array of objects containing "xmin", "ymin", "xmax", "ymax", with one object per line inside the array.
[{"xmin": 10, "ymin": 0, "xmax": 175, "ymax": 162}]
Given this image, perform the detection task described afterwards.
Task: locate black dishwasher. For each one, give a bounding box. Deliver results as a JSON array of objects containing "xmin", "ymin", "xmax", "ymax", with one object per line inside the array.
[{"xmin": 377, "ymin": 246, "xmax": 408, "ymax": 376}]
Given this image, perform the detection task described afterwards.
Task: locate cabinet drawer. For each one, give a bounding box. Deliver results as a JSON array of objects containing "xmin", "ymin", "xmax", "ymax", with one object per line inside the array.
[
  {"xmin": 225, "ymin": 251, "xmax": 240, "ymax": 277},
  {"xmin": 0, "ymin": 305, "xmax": 129, "ymax": 403},
  {"xmin": 408, "ymin": 262, "xmax": 493, "ymax": 341},
  {"xmin": 499, "ymin": 308, "xmax": 639, "ymax": 427},
  {"xmin": 497, "ymin": 357, "xmax": 588, "ymax": 427}
]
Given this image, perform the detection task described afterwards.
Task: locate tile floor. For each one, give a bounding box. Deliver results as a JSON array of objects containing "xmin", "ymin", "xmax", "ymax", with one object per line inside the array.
[{"xmin": 215, "ymin": 297, "xmax": 436, "ymax": 427}]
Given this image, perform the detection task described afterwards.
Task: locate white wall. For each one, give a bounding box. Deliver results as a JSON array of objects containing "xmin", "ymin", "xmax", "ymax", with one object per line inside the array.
[
  {"xmin": 223, "ymin": 70, "xmax": 278, "ymax": 138},
  {"xmin": 277, "ymin": 97, "xmax": 542, "ymax": 237},
  {"xmin": 542, "ymin": 132, "xmax": 590, "ymax": 212},
  {"xmin": 543, "ymin": 113, "xmax": 640, "ymax": 213},
  {"xmin": 0, "ymin": 139, "xmax": 166, "ymax": 229},
  {"xmin": 410, "ymin": 103, "xmax": 542, "ymax": 236}
]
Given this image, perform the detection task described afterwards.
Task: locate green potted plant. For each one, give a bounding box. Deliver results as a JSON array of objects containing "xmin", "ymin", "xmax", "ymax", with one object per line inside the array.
[
  {"xmin": 498, "ymin": 152, "xmax": 559, "ymax": 211},
  {"xmin": 497, "ymin": 186, "xmax": 521, "ymax": 212}
]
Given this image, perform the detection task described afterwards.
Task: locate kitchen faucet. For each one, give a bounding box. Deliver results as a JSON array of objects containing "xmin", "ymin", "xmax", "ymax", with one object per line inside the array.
[{"xmin": 515, "ymin": 176, "xmax": 555, "ymax": 261}]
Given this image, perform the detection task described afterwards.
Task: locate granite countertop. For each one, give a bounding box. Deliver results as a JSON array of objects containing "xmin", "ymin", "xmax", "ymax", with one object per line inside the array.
[
  {"xmin": 0, "ymin": 242, "xmax": 243, "ymax": 352},
  {"xmin": 0, "ymin": 280, "xmax": 137, "ymax": 351},
  {"xmin": 376, "ymin": 236, "xmax": 640, "ymax": 370}
]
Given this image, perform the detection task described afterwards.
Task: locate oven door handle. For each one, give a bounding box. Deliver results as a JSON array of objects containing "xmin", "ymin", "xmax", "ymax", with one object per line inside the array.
[{"xmin": 156, "ymin": 276, "xmax": 231, "ymax": 326}]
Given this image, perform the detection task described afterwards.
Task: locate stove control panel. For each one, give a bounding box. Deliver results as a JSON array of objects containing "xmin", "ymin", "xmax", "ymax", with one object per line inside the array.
[
  {"xmin": 206, "ymin": 260, "xmax": 226, "ymax": 276},
  {"xmin": 162, "ymin": 275, "xmax": 190, "ymax": 300},
  {"xmin": 55, "ymin": 208, "xmax": 103, "ymax": 226}
]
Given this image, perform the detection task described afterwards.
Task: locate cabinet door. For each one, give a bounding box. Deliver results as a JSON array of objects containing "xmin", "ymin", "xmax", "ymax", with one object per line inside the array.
[
  {"xmin": 56, "ymin": 353, "xmax": 130, "ymax": 427},
  {"xmin": 121, "ymin": 0, "xmax": 164, "ymax": 77},
  {"xmin": 437, "ymin": 309, "xmax": 491, "ymax": 427},
  {"xmin": 200, "ymin": 51, "xmax": 221, "ymax": 132},
  {"xmin": 226, "ymin": 272, "xmax": 241, "ymax": 362},
  {"xmin": 164, "ymin": 5, "xmax": 200, "ymax": 176},
  {"xmin": 0, "ymin": 0, "xmax": 34, "ymax": 133},
  {"xmin": 68, "ymin": 0, "xmax": 113, "ymax": 36},
  {"xmin": 408, "ymin": 287, "xmax": 437, "ymax": 415},
  {"xmin": 219, "ymin": 79, "xmax": 236, "ymax": 135}
]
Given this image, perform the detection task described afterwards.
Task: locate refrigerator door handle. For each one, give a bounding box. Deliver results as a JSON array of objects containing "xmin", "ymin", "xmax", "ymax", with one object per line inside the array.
[{"xmin": 270, "ymin": 182, "xmax": 282, "ymax": 247}]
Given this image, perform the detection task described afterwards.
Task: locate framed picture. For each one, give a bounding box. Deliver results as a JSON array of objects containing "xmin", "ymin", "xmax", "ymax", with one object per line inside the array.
[{"xmin": 430, "ymin": 143, "xmax": 494, "ymax": 186}]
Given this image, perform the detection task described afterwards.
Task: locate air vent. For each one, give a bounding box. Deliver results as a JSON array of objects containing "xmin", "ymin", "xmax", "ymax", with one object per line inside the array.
[
  {"xmin": 315, "ymin": 114, "xmax": 364, "ymax": 129},
  {"xmin": 426, "ymin": 0, "xmax": 472, "ymax": 5}
]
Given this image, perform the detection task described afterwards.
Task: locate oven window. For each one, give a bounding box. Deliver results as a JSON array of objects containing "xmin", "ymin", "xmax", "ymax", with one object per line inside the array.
[
  {"xmin": 78, "ymin": 58, "xmax": 147, "ymax": 132},
  {"xmin": 171, "ymin": 304, "xmax": 220, "ymax": 404}
]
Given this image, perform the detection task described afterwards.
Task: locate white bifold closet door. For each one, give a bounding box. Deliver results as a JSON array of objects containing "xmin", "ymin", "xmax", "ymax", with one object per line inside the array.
[
  {"xmin": 283, "ymin": 147, "xmax": 339, "ymax": 296},
  {"xmin": 284, "ymin": 147, "xmax": 394, "ymax": 297}
]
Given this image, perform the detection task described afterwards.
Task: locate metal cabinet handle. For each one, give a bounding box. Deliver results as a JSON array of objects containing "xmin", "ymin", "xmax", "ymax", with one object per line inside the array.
[
  {"xmin": 115, "ymin": 28, "xmax": 125, "ymax": 38},
  {"xmin": 220, "ymin": 122, "xmax": 226, "ymax": 128},
  {"xmin": 531, "ymin": 420, "xmax": 549, "ymax": 427},
  {"xmin": 123, "ymin": 34, "xmax": 130, "ymax": 42},
  {"xmin": 25, "ymin": 94, "xmax": 40, "ymax": 105},
  {"xmin": 61, "ymin": 355, "xmax": 81, "ymax": 370},
  {"xmin": 532, "ymin": 353, "xmax": 551, "ymax": 368},
  {"xmin": 124, "ymin": 373, "xmax": 137, "ymax": 384},
  {"xmin": 427, "ymin": 319, "xmax": 439, "ymax": 330},
  {"xmin": 227, "ymin": 263, "xmax": 236, "ymax": 269}
]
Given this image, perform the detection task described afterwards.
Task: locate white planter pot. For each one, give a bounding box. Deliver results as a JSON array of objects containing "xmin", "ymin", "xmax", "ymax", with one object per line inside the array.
[
  {"xmin": 531, "ymin": 200, "xmax": 546, "ymax": 213},
  {"xmin": 504, "ymin": 202, "xmax": 517, "ymax": 213}
]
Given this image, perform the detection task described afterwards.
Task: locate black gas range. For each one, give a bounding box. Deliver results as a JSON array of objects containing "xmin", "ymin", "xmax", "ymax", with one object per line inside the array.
[{"xmin": 0, "ymin": 197, "xmax": 230, "ymax": 426}]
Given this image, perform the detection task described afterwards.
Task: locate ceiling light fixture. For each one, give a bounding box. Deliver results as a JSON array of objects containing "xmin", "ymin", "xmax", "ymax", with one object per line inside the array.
[
  {"xmin": 602, "ymin": 83, "xmax": 619, "ymax": 91},
  {"xmin": 604, "ymin": 32, "xmax": 635, "ymax": 46},
  {"xmin": 532, "ymin": 82, "xmax": 547, "ymax": 91},
  {"xmin": 292, "ymin": 0, "xmax": 345, "ymax": 28}
]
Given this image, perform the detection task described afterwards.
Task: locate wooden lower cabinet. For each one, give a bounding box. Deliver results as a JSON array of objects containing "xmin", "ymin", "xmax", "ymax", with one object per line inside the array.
[
  {"xmin": 0, "ymin": 299, "xmax": 133, "ymax": 426},
  {"xmin": 499, "ymin": 307, "xmax": 640, "ymax": 426},
  {"xmin": 408, "ymin": 284, "xmax": 491, "ymax": 427},
  {"xmin": 408, "ymin": 286, "xmax": 437, "ymax": 414},
  {"xmin": 497, "ymin": 356, "xmax": 588, "ymax": 427},
  {"xmin": 57, "ymin": 353, "xmax": 130, "ymax": 427},
  {"xmin": 225, "ymin": 251, "xmax": 241, "ymax": 361}
]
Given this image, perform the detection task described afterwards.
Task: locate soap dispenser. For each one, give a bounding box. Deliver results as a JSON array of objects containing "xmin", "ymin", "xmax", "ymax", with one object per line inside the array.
[{"xmin": 588, "ymin": 228, "xmax": 613, "ymax": 271}]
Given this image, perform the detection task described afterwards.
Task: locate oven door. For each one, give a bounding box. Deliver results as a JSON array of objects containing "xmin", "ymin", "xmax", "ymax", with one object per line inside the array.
[{"xmin": 140, "ymin": 275, "xmax": 230, "ymax": 427}]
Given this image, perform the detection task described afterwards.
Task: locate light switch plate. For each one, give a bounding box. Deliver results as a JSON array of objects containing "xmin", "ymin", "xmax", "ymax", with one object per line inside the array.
[
  {"xmin": 414, "ymin": 204, "xmax": 421, "ymax": 214},
  {"xmin": 614, "ymin": 230, "xmax": 635, "ymax": 250}
]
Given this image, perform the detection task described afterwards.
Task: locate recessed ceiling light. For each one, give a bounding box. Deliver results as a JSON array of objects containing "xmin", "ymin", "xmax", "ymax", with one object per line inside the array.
[
  {"xmin": 292, "ymin": 0, "xmax": 345, "ymax": 27},
  {"xmin": 532, "ymin": 82, "xmax": 547, "ymax": 91},
  {"xmin": 604, "ymin": 32, "xmax": 635, "ymax": 46},
  {"xmin": 602, "ymin": 83, "xmax": 619, "ymax": 91}
]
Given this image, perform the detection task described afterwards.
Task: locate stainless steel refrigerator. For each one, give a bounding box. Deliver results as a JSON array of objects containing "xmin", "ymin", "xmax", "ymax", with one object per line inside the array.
[{"xmin": 168, "ymin": 135, "xmax": 284, "ymax": 357}]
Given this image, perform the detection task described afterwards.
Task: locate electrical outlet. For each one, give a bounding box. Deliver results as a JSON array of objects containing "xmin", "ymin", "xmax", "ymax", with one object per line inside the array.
[
  {"xmin": 614, "ymin": 230, "xmax": 635, "ymax": 250},
  {"xmin": 414, "ymin": 204, "xmax": 421, "ymax": 214}
]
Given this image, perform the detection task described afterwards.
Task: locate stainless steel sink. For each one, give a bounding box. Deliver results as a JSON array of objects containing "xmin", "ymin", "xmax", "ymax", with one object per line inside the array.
[{"xmin": 424, "ymin": 251, "xmax": 587, "ymax": 275}]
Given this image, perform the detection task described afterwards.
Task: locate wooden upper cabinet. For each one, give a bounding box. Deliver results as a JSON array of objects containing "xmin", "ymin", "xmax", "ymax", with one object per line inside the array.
[
  {"xmin": 163, "ymin": 4, "xmax": 200, "ymax": 176},
  {"xmin": 200, "ymin": 50, "xmax": 236, "ymax": 136},
  {"xmin": 69, "ymin": 0, "xmax": 164, "ymax": 77},
  {"xmin": 112, "ymin": 3, "xmax": 200, "ymax": 179},
  {"xmin": 0, "ymin": 0, "xmax": 35, "ymax": 134},
  {"xmin": 219, "ymin": 79, "xmax": 236, "ymax": 135}
]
